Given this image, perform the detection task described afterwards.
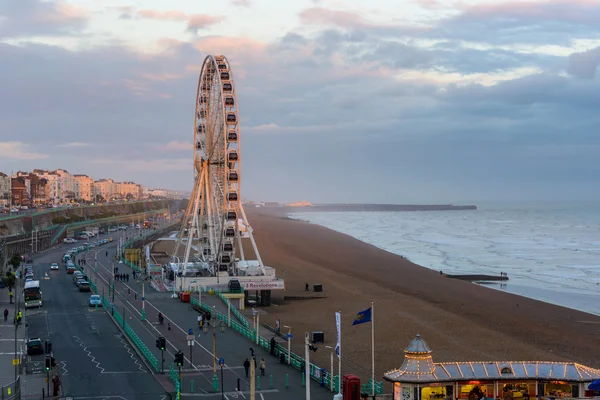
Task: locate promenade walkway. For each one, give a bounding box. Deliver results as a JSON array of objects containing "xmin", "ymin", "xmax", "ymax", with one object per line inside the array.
[{"xmin": 83, "ymin": 243, "xmax": 336, "ymax": 399}]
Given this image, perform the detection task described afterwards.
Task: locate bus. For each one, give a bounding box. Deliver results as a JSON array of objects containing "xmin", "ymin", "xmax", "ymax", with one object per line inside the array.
[{"xmin": 24, "ymin": 281, "xmax": 42, "ymax": 308}]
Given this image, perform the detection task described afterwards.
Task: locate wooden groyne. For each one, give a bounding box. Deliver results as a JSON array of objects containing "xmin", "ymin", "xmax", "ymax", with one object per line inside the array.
[{"xmin": 446, "ymin": 274, "xmax": 509, "ymax": 282}]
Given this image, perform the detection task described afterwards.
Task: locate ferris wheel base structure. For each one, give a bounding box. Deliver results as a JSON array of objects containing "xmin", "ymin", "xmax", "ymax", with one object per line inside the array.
[{"xmin": 170, "ymin": 54, "xmax": 284, "ymax": 297}]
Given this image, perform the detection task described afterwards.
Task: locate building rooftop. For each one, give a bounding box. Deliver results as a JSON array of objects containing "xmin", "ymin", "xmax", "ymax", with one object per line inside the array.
[{"xmin": 384, "ymin": 334, "xmax": 600, "ymax": 384}]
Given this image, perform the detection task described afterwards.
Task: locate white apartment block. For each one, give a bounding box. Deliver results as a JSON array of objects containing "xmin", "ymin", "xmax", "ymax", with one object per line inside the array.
[
  {"xmin": 34, "ymin": 170, "xmax": 62, "ymax": 204},
  {"xmin": 0, "ymin": 172, "xmax": 10, "ymax": 207},
  {"xmin": 116, "ymin": 181, "xmax": 142, "ymax": 200},
  {"xmin": 55, "ymin": 169, "xmax": 77, "ymax": 202},
  {"xmin": 94, "ymin": 179, "xmax": 116, "ymax": 201},
  {"xmin": 74, "ymin": 174, "xmax": 94, "ymax": 202}
]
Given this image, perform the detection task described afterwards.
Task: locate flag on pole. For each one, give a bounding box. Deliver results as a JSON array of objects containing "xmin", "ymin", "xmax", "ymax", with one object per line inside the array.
[
  {"xmin": 351, "ymin": 307, "xmax": 372, "ymax": 326},
  {"xmin": 335, "ymin": 311, "xmax": 341, "ymax": 358}
]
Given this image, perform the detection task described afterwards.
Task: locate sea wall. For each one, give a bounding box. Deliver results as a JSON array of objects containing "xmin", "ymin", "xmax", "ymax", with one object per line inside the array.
[{"xmin": 0, "ymin": 200, "xmax": 175, "ymax": 236}]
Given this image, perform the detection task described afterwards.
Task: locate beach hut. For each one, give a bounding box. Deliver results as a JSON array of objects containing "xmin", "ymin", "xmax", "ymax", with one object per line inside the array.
[{"xmin": 384, "ymin": 334, "xmax": 600, "ymax": 400}]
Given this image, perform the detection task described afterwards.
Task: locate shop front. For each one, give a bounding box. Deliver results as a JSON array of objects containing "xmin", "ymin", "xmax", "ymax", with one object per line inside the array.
[{"xmin": 385, "ymin": 335, "xmax": 600, "ymax": 400}]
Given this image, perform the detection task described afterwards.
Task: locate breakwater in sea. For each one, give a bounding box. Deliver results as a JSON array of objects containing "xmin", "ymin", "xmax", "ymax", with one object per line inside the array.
[{"xmin": 279, "ymin": 203, "xmax": 477, "ymax": 212}]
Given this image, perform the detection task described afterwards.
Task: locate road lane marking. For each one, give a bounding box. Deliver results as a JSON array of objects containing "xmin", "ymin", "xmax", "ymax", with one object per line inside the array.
[
  {"xmin": 73, "ymin": 335, "xmax": 105, "ymax": 373},
  {"xmin": 115, "ymin": 334, "xmax": 145, "ymax": 371}
]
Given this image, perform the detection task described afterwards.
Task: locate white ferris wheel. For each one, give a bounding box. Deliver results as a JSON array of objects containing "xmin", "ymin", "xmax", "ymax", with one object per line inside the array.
[{"xmin": 172, "ymin": 54, "xmax": 265, "ymax": 277}]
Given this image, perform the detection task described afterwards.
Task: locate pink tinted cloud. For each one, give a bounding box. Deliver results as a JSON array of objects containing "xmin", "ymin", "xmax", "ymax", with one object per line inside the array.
[
  {"xmin": 163, "ymin": 141, "xmax": 191, "ymax": 152},
  {"xmin": 135, "ymin": 9, "xmax": 223, "ymax": 30},
  {"xmin": 35, "ymin": 2, "xmax": 87, "ymax": 24},
  {"xmin": 137, "ymin": 9, "xmax": 188, "ymax": 21},
  {"xmin": 299, "ymin": 6, "xmax": 429, "ymax": 34},
  {"xmin": 456, "ymin": 0, "xmax": 600, "ymax": 26}
]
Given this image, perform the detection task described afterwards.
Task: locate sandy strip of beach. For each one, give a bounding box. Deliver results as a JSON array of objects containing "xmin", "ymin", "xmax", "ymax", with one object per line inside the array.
[{"xmin": 243, "ymin": 207, "xmax": 600, "ymax": 382}]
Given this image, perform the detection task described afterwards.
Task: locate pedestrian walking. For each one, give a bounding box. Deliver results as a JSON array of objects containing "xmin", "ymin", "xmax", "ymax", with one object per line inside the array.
[
  {"xmin": 270, "ymin": 337, "xmax": 276, "ymax": 355},
  {"xmin": 260, "ymin": 358, "xmax": 266, "ymax": 376},
  {"xmin": 3, "ymin": 308, "xmax": 8, "ymax": 322},
  {"xmin": 52, "ymin": 375, "xmax": 61, "ymax": 396},
  {"xmin": 243, "ymin": 358, "xmax": 250, "ymax": 377},
  {"xmin": 126, "ymin": 273, "xmax": 129, "ymax": 282},
  {"xmin": 168, "ymin": 322, "xmax": 171, "ymax": 331},
  {"xmin": 305, "ymin": 282, "xmax": 309, "ymax": 291}
]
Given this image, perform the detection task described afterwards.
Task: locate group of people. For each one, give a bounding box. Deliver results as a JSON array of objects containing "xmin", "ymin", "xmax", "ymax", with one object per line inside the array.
[
  {"xmin": 114, "ymin": 273, "xmax": 130, "ymax": 282},
  {"xmin": 243, "ymin": 353, "xmax": 267, "ymax": 377}
]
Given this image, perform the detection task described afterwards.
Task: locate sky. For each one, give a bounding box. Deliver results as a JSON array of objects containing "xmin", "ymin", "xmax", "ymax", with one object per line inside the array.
[{"xmin": 1, "ymin": 0, "xmax": 599, "ymax": 204}]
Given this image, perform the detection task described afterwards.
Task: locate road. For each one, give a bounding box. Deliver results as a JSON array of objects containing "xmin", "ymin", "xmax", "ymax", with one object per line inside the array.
[
  {"xmin": 25, "ymin": 231, "xmax": 169, "ymax": 399},
  {"xmin": 21, "ymin": 228, "xmax": 335, "ymax": 400},
  {"xmin": 86, "ymin": 238, "xmax": 335, "ymax": 400}
]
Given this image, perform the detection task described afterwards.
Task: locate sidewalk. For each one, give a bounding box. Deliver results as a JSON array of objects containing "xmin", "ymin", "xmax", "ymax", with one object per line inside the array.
[{"xmin": 93, "ymin": 248, "xmax": 336, "ymax": 399}]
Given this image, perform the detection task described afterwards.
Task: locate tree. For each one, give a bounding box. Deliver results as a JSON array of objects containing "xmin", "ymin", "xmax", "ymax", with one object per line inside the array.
[
  {"xmin": 3, "ymin": 271, "xmax": 16, "ymax": 304},
  {"xmin": 95, "ymin": 194, "xmax": 105, "ymax": 203},
  {"xmin": 9, "ymin": 254, "xmax": 21, "ymax": 270}
]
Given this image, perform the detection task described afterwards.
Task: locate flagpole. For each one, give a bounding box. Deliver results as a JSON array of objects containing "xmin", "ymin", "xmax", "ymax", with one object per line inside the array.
[
  {"xmin": 338, "ymin": 311, "xmax": 342, "ymax": 396},
  {"xmin": 371, "ymin": 302, "xmax": 375, "ymax": 396}
]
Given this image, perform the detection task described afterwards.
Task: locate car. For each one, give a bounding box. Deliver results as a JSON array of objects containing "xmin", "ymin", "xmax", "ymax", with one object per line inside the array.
[
  {"xmin": 26, "ymin": 338, "xmax": 44, "ymax": 355},
  {"xmin": 89, "ymin": 295, "xmax": 102, "ymax": 307},
  {"xmin": 63, "ymin": 237, "xmax": 77, "ymax": 244},
  {"xmin": 78, "ymin": 281, "xmax": 91, "ymax": 292},
  {"xmin": 50, "ymin": 263, "xmax": 59, "ymax": 270}
]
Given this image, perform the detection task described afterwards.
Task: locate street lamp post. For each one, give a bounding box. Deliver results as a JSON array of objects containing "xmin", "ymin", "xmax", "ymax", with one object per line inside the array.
[
  {"xmin": 283, "ymin": 325, "xmax": 292, "ymax": 365},
  {"xmin": 304, "ymin": 332, "xmax": 311, "ymax": 400},
  {"xmin": 204, "ymin": 320, "xmax": 226, "ymax": 392},
  {"xmin": 325, "ymin": 345, "xmax": 335, "ymax": 392}
]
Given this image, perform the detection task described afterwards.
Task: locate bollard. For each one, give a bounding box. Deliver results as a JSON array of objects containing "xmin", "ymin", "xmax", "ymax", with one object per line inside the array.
[
  {"xmin": 302, "ymin": 372, "xmax": 306, "ymax": 387},
  {"xmin": 135, "ymin": 292, "xmax": 137, "ymax": 300},
  {"xmin": 285, "ymin": 374, "xmax": 289, "ymax": 388},
  {"xmin": 128, "ymin": 288, "xmax": 130, "ymax": 294},
  {"xmin": 212, "ymin": 373, "xmax": 219, "ymax": 392},
  {"xmin": 237, "ymin": 378, "xmax": 240, "ymax": 391},
  {"xmin": 257, "ymin": 376, "xmax": 261, "ymax": 390},
  {"xmin": 191, "ymin": 380, "xmax": 194, "ymax": 392},
  {"xmin": 269, "ymin": 374, "xmax": 273, "ymax": 389}
]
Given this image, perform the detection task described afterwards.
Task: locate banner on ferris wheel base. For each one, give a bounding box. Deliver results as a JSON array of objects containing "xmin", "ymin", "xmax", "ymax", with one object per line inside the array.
[
  {"xmin": 237, "ymin": 219, "xmax": 250, "ymax": 238},
  {"xmin": 242, "ymin": 280, "xmax": 285, "ymax": 290}
]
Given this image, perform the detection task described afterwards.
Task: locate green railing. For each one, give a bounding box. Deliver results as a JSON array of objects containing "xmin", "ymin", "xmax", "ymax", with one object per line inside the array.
[
  {"xmin": 361, "ymin": 379, "xmax": 384, "ymax": 395},
  {"xmin": 211, "ymin": 288, "xmax": 250, "ymax": 328},
  {"xmin": 51, "ymin": 225, "xmax": 68, "ymax": 245},
  {"xmin": 100, "ymin": 293, "xmax": 159, "ymax": 372},
  {"xmin": 187, "ymin": 296, "xmax": 379, "ymax": 392}
]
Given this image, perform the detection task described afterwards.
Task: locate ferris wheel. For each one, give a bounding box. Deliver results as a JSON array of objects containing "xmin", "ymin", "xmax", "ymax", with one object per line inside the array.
[{"xmin": 173, "ymin": 54, "xmax": 265, "ymax": 277}]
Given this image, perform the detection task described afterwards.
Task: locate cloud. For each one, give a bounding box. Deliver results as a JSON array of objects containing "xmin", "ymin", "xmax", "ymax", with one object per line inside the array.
[
  {"xmin": 0, "ymin": 0, "xmax": 88, "ymax": 39},
  {"xmin": 130, "ymin": 8, "xmax": 223, "ymax": 31},
  {"xmin": 0, "ymin": 142, "xmax": 48, "ymax": 160},
  {"xmin": 230, "ymin": 0, "xmax": 252, "ymax": 7},
  {"xmin": 568, "ymin": 46, "xmax": 600, "ymax": 78},
  {"xmin": 56, "ymin": 142, "xmax": 90, "ymax": 148},
  {"xmin": 163, "ymin": 141, "xmax": 190, "ymax": 152}
]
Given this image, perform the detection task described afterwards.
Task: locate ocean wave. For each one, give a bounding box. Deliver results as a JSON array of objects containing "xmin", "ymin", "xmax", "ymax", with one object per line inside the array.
[{"xmin": 289, "ymin": 207, "xmax": 600, "ymax": 315}]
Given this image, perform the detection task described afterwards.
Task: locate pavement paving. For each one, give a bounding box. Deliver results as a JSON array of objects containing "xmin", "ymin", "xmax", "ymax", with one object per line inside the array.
[
  {"xmin": 20, "ymin": 230, "xmax": 170, "ymax": 399},
  {"xmin": 88, "ymin": 237, "xmax": 338, "ymax": 400}
]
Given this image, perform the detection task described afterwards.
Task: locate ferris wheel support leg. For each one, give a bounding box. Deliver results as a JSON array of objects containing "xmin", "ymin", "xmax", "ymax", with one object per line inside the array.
[
  {"xmin": 236, "ymin": 231, "xmax": 245, "ymax": 261},
  {"xmin": 204, "ymin": 169, "xmax": 218, "ymax": 275},
  {"xmin": 172, "ymin": 175, "xmax": 200, "ymax": 260},
  {"xmin": 182, "ymin": 170, "xmax": 205, "ymax": 276},
  {"xmin": 238, "ymin": 204, "xmax": 266, "ymax": 275}
]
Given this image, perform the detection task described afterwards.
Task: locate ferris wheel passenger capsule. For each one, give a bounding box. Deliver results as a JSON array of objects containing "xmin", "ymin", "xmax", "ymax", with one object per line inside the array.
[
  {"xmin": 227, "ymin": 171, "xmax": 239, "ymax": 181},
  {"xmin": 197, "ymin": 124, "xmax": 205, "ymax": 133},
  {"xmin": 226, "ymin": 211, "xmax": 237, "ymax": 221},
  {"xmin": 224, "ymin": 227, "xmax": 235, "ymax": 237},
  {"xmin": 223, "ymin": 83, "xmax": 232, "ymax": 92},
  {"xmin": 227, "ymin": 130, "xmax": 237, "ymax": 142},
  {"xmin": 223, "ymin": 242, "xmax": 234, "ymax": 252},
  {"xmin": 220, "ymin": 72, "xmax": 230, "ymax": 81},
  {"xmin": 226, "ymin": 113, "xmax": 237, "ymax": 124},
  {"xmin": 227, "ymin": 192, "xmax": 238, "ymax": 201},
  {"xmin": 224, "ymin": 97, "xmax": 235, "ymax": 107},
  {"xmin": 218, "ymin": 63, "xmax": 227, "ymax": 70},
  {"xmin": 227, "ymin": 151, "xmax": 238, "ymax": 162}
]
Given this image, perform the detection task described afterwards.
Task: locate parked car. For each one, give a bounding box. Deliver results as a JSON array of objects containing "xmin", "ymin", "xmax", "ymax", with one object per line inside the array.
[
  {"xmin": 78, "ymin": 282, "xmax": 91, "ymax": 292},
  {"xmin": 63, "ymin": 237, "xmax": 77, "ymax": 244}
]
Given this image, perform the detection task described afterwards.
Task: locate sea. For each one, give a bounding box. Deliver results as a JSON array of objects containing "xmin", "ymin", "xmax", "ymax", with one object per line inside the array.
[{"xmin": 289, "ymin": 202, "xmax": 600, "ymax": 316}]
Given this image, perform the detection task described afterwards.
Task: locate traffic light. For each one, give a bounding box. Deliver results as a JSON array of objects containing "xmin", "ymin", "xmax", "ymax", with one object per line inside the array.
[
  {"xmin": 175, "ymin": 351, "xmax": 184, "ymax": 367},
  {"xmin": 156, "ymin": 336, "xmax": 166, "ymax": 351},
  {"xmin": 45, "ymin": 356, "xmax": 51, "ymax": 371}
]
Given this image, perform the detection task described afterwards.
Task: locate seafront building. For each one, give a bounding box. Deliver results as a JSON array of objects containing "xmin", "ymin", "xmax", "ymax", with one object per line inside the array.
[
  {"xmin": 384, "ymin": 335, "xmax": 600, "ymax": 400},
  {"xmin": 1, "ymin": 168, "xmax": 170, "ymax": 207}
]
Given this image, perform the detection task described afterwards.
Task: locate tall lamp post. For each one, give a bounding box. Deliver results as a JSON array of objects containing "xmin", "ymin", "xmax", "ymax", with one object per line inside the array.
[
  {"xmin": 283, "ymin": 325, "xmax": 292, "ymax": 365},
  {"xmin": 325, "ymin": 345, "xmax": 335, "ymax": 392},
  {"xmin": 204, "ymin": 320, "xmax": 226, "ymax": 391}
]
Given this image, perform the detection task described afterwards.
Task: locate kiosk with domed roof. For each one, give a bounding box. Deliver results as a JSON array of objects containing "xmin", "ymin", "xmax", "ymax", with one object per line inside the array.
[{"xmin": 384, "ymin": 334, "xmax": 600, "ymax": 400}]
